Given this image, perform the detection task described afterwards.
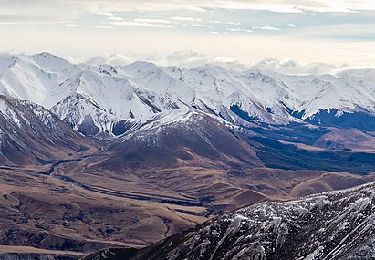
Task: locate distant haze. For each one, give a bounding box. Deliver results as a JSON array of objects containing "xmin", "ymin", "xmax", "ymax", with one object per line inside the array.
[{"xmin": 0, "ymin": 0, "xmax": 375, "ymax": 67}]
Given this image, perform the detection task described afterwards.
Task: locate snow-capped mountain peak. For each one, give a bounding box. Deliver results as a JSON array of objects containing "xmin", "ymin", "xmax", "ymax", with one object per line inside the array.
[
  {"xmin": 0, "ymin": 53, "xmax": 374, "ymax": 136},
  {"xmin": 30, "ymin": 52, "xmax": 72, "ymax": 72}
]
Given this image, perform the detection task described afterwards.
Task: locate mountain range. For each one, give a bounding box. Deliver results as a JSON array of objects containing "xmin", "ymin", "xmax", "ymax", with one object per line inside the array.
[
  {"xmin": 1, "ymin": 52, "xmax": 375, "ymax": 138},
  {"xmin": 0, "ymin": 52, "xmax": 375, "ymax": 259}
]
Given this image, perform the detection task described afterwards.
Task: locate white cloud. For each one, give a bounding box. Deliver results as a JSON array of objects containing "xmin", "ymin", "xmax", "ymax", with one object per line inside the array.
[
  {"xmin": 229, "ymin": 28, "xmax": 254, "ymax": 33},
  {"xmin": 152, "ymin": 50, "xmax": 345, "ymax": 74},
  {"xmin": 65, "ymin": 23, "xmax": 78, "ymax": 27},
  {"xmin": 112, "ymin": 21, "xmax": 175, "ymax": 28},
  {"xmin": 108, "ymin": 16, "xmax": 123, "ymax": 21},
  {"xmin": 137, "ymin": 49, "xmax": 351, "ymax": 75},
  {"xmin": 258, "ymin": 26, "xmax": 280, "ymax": 31},
  {"xmin": 165, "ymin": 50, "xmax": 209, "ymax": 67},
  {"xmin": 94, "ymin": 25, "xmax": 113, "ymax": 29},
  {"xmin": 161, "ymin": 50, "xmax": 345, "ymax": 74},
  {"xmin": 85, "ymin": 54, "xmax": 134, "ymax": 66},
  {"xmin": 133, "ymin": 18, "xmax": 173, "ymax": 24},
  {"xmin": 191, "ymin": 24, "xmax": 205, "ymax": 27},
  {"xmin": 1, "ymin": 0, "xmax": 375, "ymax": 27},
  {"xmin": 0, "ymin": 1, "xmax": 374, "ymax": 68},
  {"xmin": 0, "ymin": 48, "xmax": 356, "ymax": 74},
  {"xmin": 252, "ymin": 58, "xmax": 342, "ymax": 75},
  {"xmin": 79, "ymin": 0, "xmax": 375, "ymax": 14},
  {"xmin": 162, "ymin": 50, "xmax": 249, "ymax": 71},
  {"xmin": 0, "ymin": 21, "xmax": 66, "ymax": 26},
  {"xmin": 226, "ymin": 21, "xmax": 241, "ymax": 26},
  {"xmin": 110, "ymin": 18, "xmax": 175, "ymax": 29},
  {"xmin": 0, "ymin": 22, "xmax": 21, "ymax": 26},
  {"xmin": 172, "ymin": 16, "xmax": 195, "ymax": 21}
]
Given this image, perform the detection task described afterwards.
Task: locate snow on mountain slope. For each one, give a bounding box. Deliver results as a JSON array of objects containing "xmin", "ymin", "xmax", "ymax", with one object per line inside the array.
[
  {"xmin": 0, "ymin": 53, "xmax": 80, "ymax": 109},
  {"xmin": 0, "ymin": 55, "xmax": 190, "ymax": 135},
  {"xmin": 30, "ymin": 52, "xmax": 72, "ymax": 73},
  {"xmin": 165, "ymin": 65, "xmax": 375, "ymax": 122},
  {"xmin": 0, "ymin": 55, "xmax": 55, "ymax": 106},
  {"xmin": 131, "ymin": 182, "xmax": 375, "ymax": 260},
  {"xmin": 58, "ymin": 69, "xmax": 156, "ymax": 119},
  {"xmin": 0, "ymin": 52, "xmax": 375, "ymax": 136},
  {"xmin": 0, "ymin": 95, "xmax": 94, "ymax": 166},
  {"xmin": 101, "ymin": 109, "xmax": 261, "ymax": 170},
  {"xmin": 163, "ymin": 66, "xmax": 294, "ymax": 124},
  {"xmin": 272, "ymin": 73, "xmax": 375, "ymax": 119},
  {"xmin": 120, "ymin": 61, "xmax": 194, "ymax": 104},
  {"xmin": 51, "ymin": 93, "xmax": 117, "ymax": 136}
]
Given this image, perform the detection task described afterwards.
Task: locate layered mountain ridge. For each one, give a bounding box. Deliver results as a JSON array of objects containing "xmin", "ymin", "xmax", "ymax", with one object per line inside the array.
[
  {"xmin": 1, "ymin": 52, "xmax": 375, "ymax": 137},
  {"xmin": 1, "ymin": 52, "xmax": 375, "ymax": 259}
]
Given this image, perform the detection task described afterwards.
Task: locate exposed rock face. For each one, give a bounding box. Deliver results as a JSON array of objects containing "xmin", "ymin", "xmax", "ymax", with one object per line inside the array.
[{"xmin": 126, "ymin": 182, "xmax": 375, "ymax": 260}]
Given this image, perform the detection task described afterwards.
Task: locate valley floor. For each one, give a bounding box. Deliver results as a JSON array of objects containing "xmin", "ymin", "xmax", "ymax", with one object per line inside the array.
[{"xmin": 0, "ymin": 245, "xmax": 84, "ymax": 259}]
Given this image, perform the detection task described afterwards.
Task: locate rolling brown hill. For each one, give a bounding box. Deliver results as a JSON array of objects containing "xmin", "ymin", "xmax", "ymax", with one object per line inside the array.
[{"xmin": 99, "ymin": 110, "xmax": 262, "ymax": 170}]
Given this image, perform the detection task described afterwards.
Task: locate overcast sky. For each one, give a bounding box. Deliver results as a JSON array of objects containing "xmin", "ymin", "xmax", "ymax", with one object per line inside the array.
[{"xmin": 1, "ymin": 0, "xmax": 375, "ymax": 67}]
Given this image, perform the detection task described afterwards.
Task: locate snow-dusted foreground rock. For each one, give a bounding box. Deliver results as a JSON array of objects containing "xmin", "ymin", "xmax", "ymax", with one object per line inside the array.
[{"xmin": 129, "ymin": 182, "xmax": 375, "ymax": 260}]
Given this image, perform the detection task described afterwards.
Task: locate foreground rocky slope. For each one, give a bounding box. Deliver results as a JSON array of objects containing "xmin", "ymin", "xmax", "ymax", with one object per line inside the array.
[{"xmin": 125, "ymin": 182, "xmax": 375, "ymax": 260}]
